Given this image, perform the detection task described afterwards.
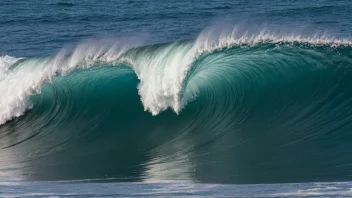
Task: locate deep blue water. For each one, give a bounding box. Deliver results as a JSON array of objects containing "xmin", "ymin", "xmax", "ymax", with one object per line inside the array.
[
  {"xmin": 1, "ymin": 0, "xmax": 351, "ymax": 57},
  {"xmin": 1, "ymin": 0, "xmax": 352, "ymax": 197}
]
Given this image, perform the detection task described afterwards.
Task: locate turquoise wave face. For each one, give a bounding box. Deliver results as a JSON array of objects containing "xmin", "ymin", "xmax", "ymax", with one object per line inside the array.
[{"xmin": 1, "ymin": 35, "xmax": 352, "ymax": 183}]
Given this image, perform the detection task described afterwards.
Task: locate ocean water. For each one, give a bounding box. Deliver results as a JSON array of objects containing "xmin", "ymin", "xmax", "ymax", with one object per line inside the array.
[{"xmin": 1, "ymin": 0, "xmax": 352, "ymax": 197}]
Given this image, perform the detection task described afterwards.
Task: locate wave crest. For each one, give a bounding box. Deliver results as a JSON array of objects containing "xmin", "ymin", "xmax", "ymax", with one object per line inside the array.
[{"xmin": 1, "ymin": 30, "xmax": 352, "ymax": 125}]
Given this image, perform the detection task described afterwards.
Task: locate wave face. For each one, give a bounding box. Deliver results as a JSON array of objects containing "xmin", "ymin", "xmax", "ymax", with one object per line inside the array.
[{"xmin": 1, "ymin": 31, "xmax": 352, "ymax": 183}]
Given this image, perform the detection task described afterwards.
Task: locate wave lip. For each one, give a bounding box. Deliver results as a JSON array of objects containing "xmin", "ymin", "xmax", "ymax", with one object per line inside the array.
[{"xmin": 1, "ymin": 31, "xmax": 352, "ymax": 125}]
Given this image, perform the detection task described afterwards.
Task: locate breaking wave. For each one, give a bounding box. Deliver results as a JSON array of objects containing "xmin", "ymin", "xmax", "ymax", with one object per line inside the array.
[{"xmin": 1, "ymin": 29, "xmax": 352, "ymax": 183}]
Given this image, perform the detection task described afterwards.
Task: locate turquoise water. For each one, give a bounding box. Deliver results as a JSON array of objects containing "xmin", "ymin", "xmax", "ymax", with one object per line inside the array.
[
  {"xmin": 2, "ymin": 180, "xmax": 352, "ymax": 197},
  {"xmin": 1, "ymin": 0, "xmax": 352, "ymax": 196}
]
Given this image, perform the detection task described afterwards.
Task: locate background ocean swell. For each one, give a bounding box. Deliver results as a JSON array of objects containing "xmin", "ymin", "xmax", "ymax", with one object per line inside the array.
[{"xmin": 1, "ymin": 30, "xmax": 352, "ymax": 183}]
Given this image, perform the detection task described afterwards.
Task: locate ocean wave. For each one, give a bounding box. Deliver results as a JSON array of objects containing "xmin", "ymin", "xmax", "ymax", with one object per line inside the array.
[
  {"xmin": 1, "ymin": 29, "xmax": 352, "ymax": 182},
  {"xmin": 1, "ymin": 30, "xmax": 351, "ymax": 125}
]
